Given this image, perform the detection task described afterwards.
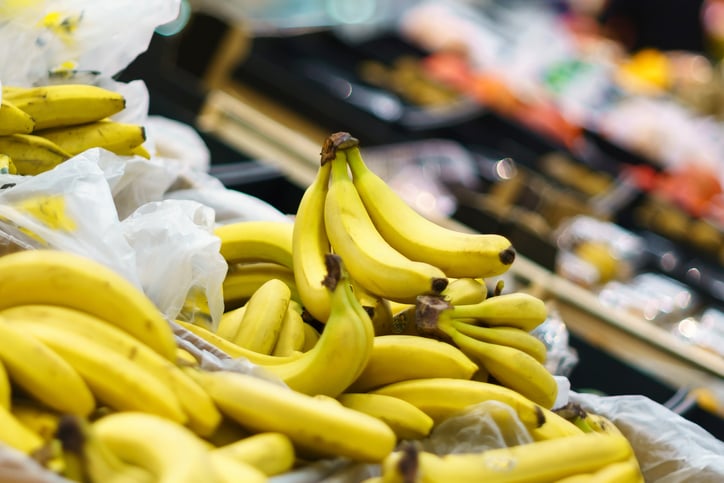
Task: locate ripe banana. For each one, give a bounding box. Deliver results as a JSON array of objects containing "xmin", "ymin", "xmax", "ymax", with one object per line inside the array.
[
  {"xmin": 215, "ymin": 220, "xmax": 294, "ymax": 269},
  {"xmin": 9, "ymin": 319, "xmax": 187, "ymax": 423},
  {"xmin": 345, "ymin": 139, "xmax": 516, "ymax": 278},
  {"xmin": 347, "ymin": 334, "xmax": 478, "ymax": 393},
  {"xmin": 0, "ymin": 99, "xmax": 35, "ymax": 135},
  {"xmin": 2, "ymin": 84, "xmax": 126, "ymax": 130},
  {"xmin": 211, "ymin": 432, "xmax": 295, "ymax": 476},
  {"xmin": 323, "ymin": 133, "xmax": 448, "ymax": 303},
  {"xmin": 449, "ymin": 292, "xmax": 549, "ymax": 332},
  {"xmin": 209, "ymin": 452, "xmax": 269, "ymax": 483},
  {"xmin": 337, "ymin": 392, "xmax": 434, "ymax": 441},
  {"xmin": 3, "ymin": 304, "xmax": 221, "ymax": 437},
  {"xmin": 223, "ymin": 262, "xmax": 299, "ymax": 309},
  {"xmin": 301, "ymin": 321, "xmax": 321, "ymax": 351},
  {"xmin": 0, "ymin": 404, "xmax": 45, "ymax": 455},
  {"xmin": 272, "ymin": 300, "xmax": 306, "ymax": 356},
  {"xmin": 352, "ymin": 278, "xmax": 396, "ymax": 335},
  {"xmin": 380, "ymin": 432, "xmax": 633, "ymax": 483},
  {"xmin": 92, "ymin": 412, "xmax": 218, "ymax": 483},
  {"xmin": 10, "ymin": 399, "xmax": 61, "ymax": 443},
  {"xmin": 0, "ymin": 153, "xmax": 17, "ymax": 174},
  {"xmin": 586, "ymin": 456, "xmax": 644, "ymax": 483},
  {"xmin": 231, "ymin": 278, "xmax": 291, "ymax": 354},
  {"xmin": 0, "ymin": 249, "xmax": 177, "ymax": 360},
  {"xmin": 453, "ymin": 320, "xmax": 548, "ymax": 363},
  {"xmin": 529, "ymin": 407, "xmax": 586, "ymax": 441},
  {"xmin": 187, "ymin": 368, "xmax": 397, "ymax": 462},
  {"xmin": 0, "ymin": 317, "xmax": 95, "ymax": 415},
  {"xmin": 0, "ymin": 133, "xmax": 71, "ymax": 175},
  {"xmin": 292, "ymin": 158, "xmax": 333, "ymax": 322},
  {"xmin": 216, "ymin": 304, "xmax": 247, "ymax": 341},
  {"xmin": 35, "ymin": 120, "xmax": 146, "ymax": 157},
  {"xmin": 0, "ymin": 360, "xmax": 9, "ymax": 409},
  {"xmin": 261, "ymin": 254, "xmax": 375, "ymax": 397},
  {"xmin": 370, "ymin": 377, "xmax": 546, "ymax": 429}
]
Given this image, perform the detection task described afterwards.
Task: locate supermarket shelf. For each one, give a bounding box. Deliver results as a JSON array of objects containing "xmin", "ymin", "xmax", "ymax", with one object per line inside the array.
[{"xmin": 196, "ymin": 85, "xmax": 724, "ymax": 398}]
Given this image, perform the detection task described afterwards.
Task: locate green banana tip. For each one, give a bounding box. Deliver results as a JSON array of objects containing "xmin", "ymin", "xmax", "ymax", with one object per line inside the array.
[{"xmin": 320, "ymin": 132, "xmax": 359, "ymax": 165}]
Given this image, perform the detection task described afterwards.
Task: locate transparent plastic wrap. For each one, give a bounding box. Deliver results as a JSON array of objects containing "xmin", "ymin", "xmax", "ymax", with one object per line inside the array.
[
  {"xmin": 0, "ymin": 444, "xmax": 71, "ymax": 483},
  {"xmin": 532, "ymin": 303, "xmax": 580, "ymax": 378}
]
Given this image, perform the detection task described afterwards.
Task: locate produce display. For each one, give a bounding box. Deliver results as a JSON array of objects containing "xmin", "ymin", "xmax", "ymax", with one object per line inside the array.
[{"xmin": 0, "ymin": 116, "xmax": 646, "ymax": 481}]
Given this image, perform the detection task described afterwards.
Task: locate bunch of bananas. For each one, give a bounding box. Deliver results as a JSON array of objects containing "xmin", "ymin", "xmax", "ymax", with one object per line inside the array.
[{"xmin": 0, "ymin": 84, "xmax": 149, "ymax": 175}]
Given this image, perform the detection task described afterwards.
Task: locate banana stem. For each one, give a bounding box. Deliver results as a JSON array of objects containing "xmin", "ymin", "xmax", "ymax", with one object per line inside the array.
[
  {"xmin": 414, "ymin": 295, "xmax": 453, "ymax": 340},
  {"xmin": 320, "ymin": 132, "xmax": 359, "ymax": 166}
]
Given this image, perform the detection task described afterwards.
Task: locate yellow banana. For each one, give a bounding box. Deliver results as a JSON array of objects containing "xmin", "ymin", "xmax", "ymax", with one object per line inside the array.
[
  {"xmin": 586, "ymin": 412, "xmax": 625, "ymax": 437},
  {"xmin": 215, "ymin": 220, "xmax": 294, "ymax": 269},
  {"xmin": 0, "ymin": 153, "xmax": 17, "ymax": 174},
  {"xmin": 261, "ymin": 254, "xmax": 375, "ymax": 397},
  {"xmin": 2, "ymin": 84, "xmax": 126, "ymax": 130},
  {"xmin": 216, "ymin": 304, "xmax": 247, "ymax": 340},
  {"xmin": 449, "ymin": 292, "xmax": 549, "ymax": 332},
  {"xmin": 345, "ymin": 139, "xmax": 516, "ymax": 278},
  {"xmin": 453, "ymin": 320, "xmax": 548, "ymax": 363},
  {"xmin": 370, "ymin": 377, "xmax": 546, "ymax": 429},
  {"xmin": 0, "ymin": 133, "xmax": 71, "ymax": 175},
  {"xmin": 187, "ymin": 368, "xmax": 397, "ymax": 462},
  {"xmin": 0, "ymin": 249, "xmax": 177, "ymax": 360},
  {"xmin": 92, "ymin": 412, "xmax": 215, "ymax": 483},
  {"xmin": 292, "ymin": 159, "xmax": 333, "ymax": 322},
  {"xmin": 2, "ymin": 304, "xmax": 220, "ymax": 437},
  {"xmin": 380, "ymin": 432, "xmax": 633, "ymax": 483},
  {"xmin": 586, "ymin": 456, "xmax": 643, "ymax": 483},
  {"xmin": 0, "ymin": 404, "xmax": 46, "ymax": 455},
  {"xmin": 352, "ymin": 278, "xmax": 396, "ymax": 335},
  {"xmin": 10, "ymin": 399, "xmax": 61, "ymax": 443},
  {"xmin": 323, "ymin": 133, "xmax": 448, "ymax": 303},
  {"xmin": 209, "ymin": 452, "xmax": 269, "ymax": 483},
  {"xmin": 36, "ymin": 120, "xmax": 146, "ymax": 156},
  {"xmin": 176, "ymin": 347, "xmax": 199, "ymax": 367},
  {"xmin": 232, "ymin": 278, "xmax": 291, "ymax": 354},
  {"xmin": 0, "ymin": 316, "xmax": 95, "ymax": 415},
  {"xmin": 347, "ymin": 334, "xmax": 478, "ymax": 393},
  {"xmin": 272, "ymin": 300, "xmax": 306, "ymax": 356},
  {"xmin": 223, "ymin": 262, "xmax": 299, "ymax": 308},
  {"xmin": 301, "ymin": 321, "xmax": 321, "ymax": 351},
  {"xmin": 212, "ymin": 432, "xmax": 295, "ymax": 476},
  {"xmin": 130, "ymin": 143, "xmax": 151, "ymax": 159},
  {"xmin": 9, "ymin": 319, "xmax": 187, "ymax": 424},
  {"xmin": 530, "ymin": 407, "xmax": 586, "ymax": 441},
  {"xmin": 204, "ymin": 417, "xmax": 252, "ymax": 447},
  {"xmin": 337, "ymin": 392, "xmax": 434, "ymax": 441},
  {"xmin": 0, "ymin": 360, "xmax": 9, "ymax": 409},
  {"xmin": 0, "ymin": 99, "xmax": 35, "ymax": 135}
]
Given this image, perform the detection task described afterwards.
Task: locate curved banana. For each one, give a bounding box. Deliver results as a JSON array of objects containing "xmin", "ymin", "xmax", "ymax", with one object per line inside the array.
[
  {"xmin": 272, "ymin": 300, "xmax": 306, "ymax": 356},
  {"xmin": 215, "ymin": 220, "xmax": 294, "ymax": 268},
  {"xmin": 223, "ymin": 262, "xmax": 299, "ymax": 308},
  {"xmin": 3, "ymin": 304, "xmax": 221, "ymax": 437},
  {"xmin": 530, "ymin": 407, "xmax": 585, "ymax": 441},
  {"xmin": 0, "ymin": 133, "xmax": 70, "ymax": 175},
  {"xmin": 0, "ymin": 99, "xmax": 35, "ymax": 135},
  {"xmin": 0, "ymin": 153, "xmax": 17, "ymax": 174},
  {"xmin": 0, "ymin": 404, "xmax": 45, "ymax": 455},
  {"xmin": 370, "ymin": 377, "xmax": 546, "ymax": 429},
  {"xmin": 0, "ymin": 317, "xmax": 95, "ymax": 415},
  {"xmin": 301, "ymin": 322, "xmax": 321, "ymax": 351},
  {"xmin": 92, "ymin": 412, "xmax": 215, "ymax": 483},
  {"xmin": 344, "ymin": 140, "xmax": 516, "ymax": 278},
  {"xmin": 187, "ymin": 368, "xmax": 397, "ymax": 462},
  {"xmin": 0, "ymin": 249, "xmax": 177, "ymax": 360},
  {"xmin": 216, "ymin": 305, "xmax": 247, "ymax": 341},
  {"xmin": 209, "ymin": 452, "xmax": 269, "ymax": 483},
  {"xmin": 323, "ymin": 133, "xmax": 448, "ymax": 303},
  {"xmin": 453, "ymin": 320, "xmax": 548, "ymax": 363},
  {"xmin": 9, "ymin": 319, "xmax": 187, "ymax": 423},
  {"xmin": 10, "ymin": 399, "xmax": 61, "ymax": 443},
  {"xmin": 2, "ymin": 84, "xmax": 126, "ymax": 130},
  {"xmin": 380, "ymin": 432, "xmax": 633, "ymax": 483},
  {"xmin": 449, "ymin": 292, "xmax": 549, "ymax": 332},
  {"xmin": 36, "ymin": 120, "xmax": 146, "ymax": 156},
  {"xmin": 261, "ymin": 254, "xmax": 375, "ymax": 397},
  {"xmin": 337, "ymin": 392, "xmax": 434, "ymax": 441},
  {"xmin": 352, "ymin": 279, "xmax": 396, "ymax": 336},
  {"xmin": 0, "ymin": 360, "xmax": 9, "ymax": 409},
  {"xmin": 232, "ymin": 278, "xmax": 291, "ymax": 354},
  {"xmin": 347, "ymin": 334, "xmax": 478, "ymax": 393},
  {"xmin": 212, "ymin": 432, "xmax": 295, "ymax": 476}
]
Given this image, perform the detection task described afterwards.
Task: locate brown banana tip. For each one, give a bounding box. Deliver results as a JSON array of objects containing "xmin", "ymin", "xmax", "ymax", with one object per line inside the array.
[
  {"xmin": 320, "ymin": 132, "xmax": 359, "ymax": 165},
  {"xmin": 535, "ymin": 405, "xmax": 546, "ymax": 428},
  {"xmin": 499, "ymin": 246, "xmax": 516, "ymax": 265},
  {"xmin": 431, "ymin": 278, "xmax": 449, "ymax": 294},
  {"xmin": 55, "ymin": 414, "xmax": 85, "ymax": 453},
  {"xmin": 398, "ymin": 442, "xmax": 420, "ymax": 483}
]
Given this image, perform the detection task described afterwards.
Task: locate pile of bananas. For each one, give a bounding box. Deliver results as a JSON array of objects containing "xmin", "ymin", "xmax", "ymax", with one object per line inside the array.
[
  {"xmin": 0, "ymin": 84, "xmax": 148, "ymax": 175},
  {"xmin": 0, "ymin": 132, "xmax": 644, "ymax": 482}
]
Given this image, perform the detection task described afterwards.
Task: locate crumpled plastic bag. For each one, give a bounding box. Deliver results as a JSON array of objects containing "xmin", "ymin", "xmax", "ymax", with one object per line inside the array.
[{"xmin": 0, "ymin": 444, "xmax": 71, "ymax": 483}]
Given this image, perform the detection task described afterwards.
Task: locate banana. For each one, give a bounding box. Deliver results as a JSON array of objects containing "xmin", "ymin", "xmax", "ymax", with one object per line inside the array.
[
  {"xmin": 292, "ymin": 158, "xmax": 333, "ymax": 322},
  {"xmin": 353, "ymin": 279, "xmax": 396, "ymax": 336},
  {"xmin": 187, "ymin": 368, "xmax": 397, "ymax": 462},
  {"xmin": 323, "ymin": 133, "xmax": 448, "ymax": 303},
  {"xmin": 92, "ymin": 412, "xmax": 216, "ymax": 483},
  {"xmin": 301, "ymin": 321, "xmax": 321, "ymax": 351},
  {"xmin": 370, "ymin": 377, "xmax": 546, "ymax": 429},
  {"xmin": 215, "ymin": 220, "xmax": 294, "ymax": 268},
  {"xmin": 216, "ymin": 304, "xmax": 247, "ymax": 340},
  {"xmin": 453, "ymin": 320, "xmax": 548, "ymax": 363},
  {"xmin": 0, "ymin": 133, "xmax": 71, "ymax": 175},
  {"xmin": 0, "ymin": 99, "xmax": 35, "ymax": 135},
  {"xmin": 8, "ymin": 319, "xmax": 187, "ymax": 423},
  {"xmin": 10, "ymin": 399, "xmax": 61, "ymax": 443},
  {"xmin": 0, "ymin": 153, "xmax": 17, "ymax": 174},
  {"xmin": 2, "ymin": 304, "xmax": 221, "ymax": 437},
  {"xmin": 0, "ymin": 360, "xmax": 9, "ymax": 409},
  {"xmin": 272, "ymin": 300, "xmax": 306, "ymax": 356},
  {"xmin": 223, "ymin": 262, "xmax": 299, "ymax": 308},
  {"xmin": 347, "ymin": 334, "xmax": 478, "ymax": 393},
  {"xmin": 0, "ymin": 317, "xmax": 95, "ymax": 416},
  {"xmin": 232, "ymin": 278, "xmax": 291, "ymax": 354},
  {"xmin": 209, "ymin": 452, "xmax": 269, "ymax": 483},
  {"xmin": 443, "ymin": 322, "xmax": 558, "ymax": 409},
  {"xmin": 176, "ymin": 347, "xmax": 199, "ymax": 367},
  {"xmin": 337, "ymin": 392, "xmax": 434, "ymax": 441},
  {"xmin": 130, "ymin": 144, "xmax": 151, "ymax": 159},
  {"xmin": 0, "ymin": 249, "xmax": 177, "ymax": 360},
  {"xmin": 586, "ymin": 412, "xmax": 625, "ymax": 437},
  {"xmin": 529, "ymin": 407, "xmax": 586, "ymax": 441},
  {"xmin": 211, "ymin": 432, "xmax": 295, "ymax": 476},
  {"xmin": 380, "ymin": 432, "xmax": 633, "ymax": 483},
  {"xmin": 2, "ymin": 84, "xmax": 126, "ymax": 130},
  {"xmin": 260, "ymin": 254, "xmax": 375, "ymax": 397},
  {"xmin": 0, "ymin": 404, "xmax": 45, "ymax": 454},
  {"xmin": 448, "ymin": 292, "xmax": 549, "ymax": 332},
  {"xmin": 35, "ymin": 120, "xmax": 146, "ymax": 156},
  {"xmin": 588, "ymin": 456, "xmax": 644, "ymax": 483},
  {"xmin": 204, "ymin": 416, "xmax": 252, "ymax": 447},
  {"xmin": 344, "ymin": 139, "xmax": 516, "ymax": 278}
]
